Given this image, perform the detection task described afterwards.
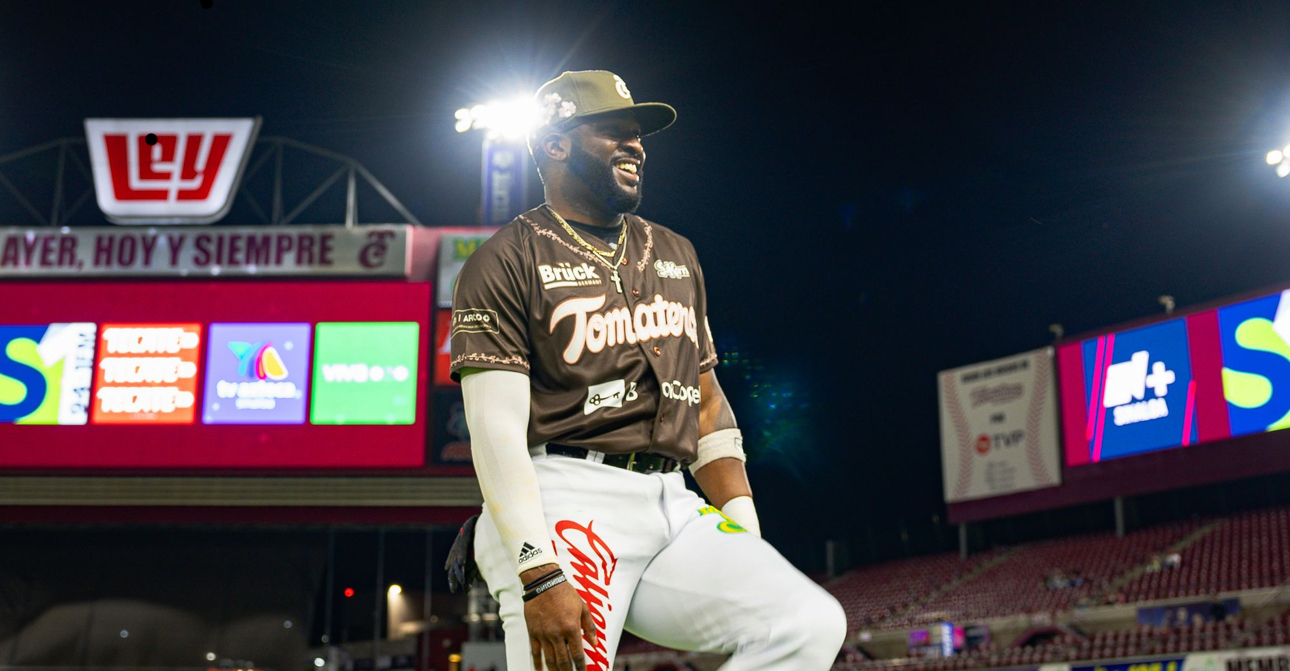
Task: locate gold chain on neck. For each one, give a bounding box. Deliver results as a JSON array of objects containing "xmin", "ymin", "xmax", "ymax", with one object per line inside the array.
[{"xmin": 547, "ymin": 206, "xmax": 628, "ymax": 269}]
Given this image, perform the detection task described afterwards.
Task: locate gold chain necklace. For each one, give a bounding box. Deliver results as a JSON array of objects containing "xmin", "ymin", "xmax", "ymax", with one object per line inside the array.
[{"xmin": 547, "ymin": 206, "xmax": 628, "ymax": 293}]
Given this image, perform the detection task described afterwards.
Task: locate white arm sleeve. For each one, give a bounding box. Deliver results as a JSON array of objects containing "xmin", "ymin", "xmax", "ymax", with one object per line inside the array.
[{"xmin": 461, "ymin": 369, "xmax": 555, "ymax": 575}]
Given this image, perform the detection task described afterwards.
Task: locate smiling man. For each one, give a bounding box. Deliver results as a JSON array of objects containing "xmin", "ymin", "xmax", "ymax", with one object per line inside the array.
[{"xmin": 449, "ymin": 70, "xmax": 845, "ymax": 671}]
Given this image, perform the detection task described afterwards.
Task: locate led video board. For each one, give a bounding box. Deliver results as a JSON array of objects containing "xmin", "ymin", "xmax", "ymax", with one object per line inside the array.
[
  {"xmin": 1217, "ymin": 290, "xmax": 1290, "ymax": 439},
  {"xmin": 92, "ymin": 323, "xmax": 202, "ymax": 424},
  {"xmin": 953, "ymin": 287, "xmax": 1290, "ymax": 523},
  {"xmin": 0, "ymin": 323, "xmax": 96, "ymax": 425},
  {"xmin": 0, "ymin": 281, "xmax": 434, "ymax": 470},
  {"xmin": 1074, "ymin": 319, "xmax": 1198, "ymax": 463},
  {"xmin": 202, "ymin": 323, "xmax": 311, "ymax": 424},
  {"xmin": 1058, "ymin": 311, "xmax": 1231, "ymax": 467},
  {"xmin": 310, "ymin": 322, "xmax": 420, "ymax": 425},
  {"xmin": 1056, "ymin": 292, "xmax": 1290, "ymax": 469}
]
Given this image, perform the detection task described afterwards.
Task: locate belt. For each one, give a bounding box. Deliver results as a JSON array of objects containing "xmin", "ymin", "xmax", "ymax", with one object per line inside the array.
[{"xmin": 545, "ymin": 444, "xmax": 681, "ymax": 475}]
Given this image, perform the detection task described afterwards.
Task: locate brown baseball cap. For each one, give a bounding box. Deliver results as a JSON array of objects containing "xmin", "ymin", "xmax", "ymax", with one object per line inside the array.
[{"xmin": 532, "ymin": 70, "xmax": 677, "ymax": 137}]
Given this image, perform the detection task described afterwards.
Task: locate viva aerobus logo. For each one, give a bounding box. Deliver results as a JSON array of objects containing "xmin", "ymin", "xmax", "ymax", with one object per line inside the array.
[
  {"xmin": 0, "ymin": 324, "xmax": 96, "ymax": 425},
  {"xmin": 203, "ymin": 323, "xmax": 310, "ymax": 425},
  {"xmin": 310, "ymin": 322, "xmax": 420, "ymax": 425}
]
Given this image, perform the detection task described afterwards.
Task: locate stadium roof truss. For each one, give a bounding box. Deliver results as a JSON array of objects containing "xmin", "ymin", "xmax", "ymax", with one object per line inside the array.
[{"xmin": 0, "ymin": 136, "xmax": 422, "ymax": 227}]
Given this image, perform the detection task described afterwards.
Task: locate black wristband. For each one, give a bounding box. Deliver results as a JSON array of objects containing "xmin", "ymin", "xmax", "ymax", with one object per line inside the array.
[
  {"xmin": 522, "ymin": 567, "xmax": 564, "ymax": 591},
  {"xmin": 522, "ymin": 574, "xmax": 567, "ymax": 602}
]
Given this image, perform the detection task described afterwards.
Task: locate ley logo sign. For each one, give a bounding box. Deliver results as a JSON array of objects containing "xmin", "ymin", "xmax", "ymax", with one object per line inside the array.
[{"xmin": 85, "ymin": 118, "xmax": 261, "ymax": 225}]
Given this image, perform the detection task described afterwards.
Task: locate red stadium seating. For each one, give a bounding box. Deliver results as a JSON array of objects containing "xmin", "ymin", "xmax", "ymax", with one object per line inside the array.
[
  {"xmin": 873, "ymin": 523, "xmax": 1196, "ymax": 629},
  {"xmin": 822, "ymin": 552, "xmax": 997, "ymax": 631},
  {"xmin": 831, "ymin": 619, "xmax": 1254, "ymax": 671},
  {"xmin": 1249, "ymin": 607, "xmax": 1290, "ymax": 647},
  {"xmin": 1118, "ymin": 508, "xmax": 1290, "ymax": 602}
]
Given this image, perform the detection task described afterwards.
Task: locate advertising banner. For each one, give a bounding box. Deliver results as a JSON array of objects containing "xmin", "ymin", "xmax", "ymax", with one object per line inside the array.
[
  {"xmin": 433, "ymin": 310, "xmax": 456, "ymax": 387},
  {"xmin": 436, "ymin": 232, "xmax": 492, "ymax": 307},
  {"xmin": 310, "ymin": 322, "xmax": 420, "ymax": 425},
  {"xmin": 1071, "ymin": 658, "xmax": 1184, "ymax": 671},
  {"xmin": 432, "ymin": 388, "xmax": 472, "ymax": 464},
  {"xmin": 1057, "ymin": 306, "xmax": 1238, "ymax": 468},
  {"xmin": 84, "ymin": 118, "xmax": 261, "ymax": 225},
  {"xmin": 0, "ymin": 323, "xmax": 96, "ymax": 424},
  {"xmin": 91, "ymin": 323, "xmax": 202, "ymax": 424},
  {"xmin": 202, "ymin": 323, "xmax": 311, "ymax": 424},
  {"xmin": 1137, "ymin": 599, "xmax": 1239, "ymax": 628},
  {"xmin": 1080, "ymin": 319, "xmax": 1198, "ymax": 462},
  {"xmin": 0, "ymin": 281, "xmax": 432, "ymax": 469},
  {"xmin": 481, "ymin": 138, "xmax": 528, "ymax": 227},
  {"xmin": 1217, "ymin": 290, "xmax": 1290, "ymax": 439},
  {"xmin": 938, "ymin": 348, "xmax": 1061, "ymax": 503},
  {"xmin": 955, "ymin": 286, "xmax": 1290, "ymax": 521},
  {"xmin": 1185, "ymin": 647, "xmax": 1290, "ymax": 671},
  {"xmin": 0, "ymin": 225, "xmax": 409, "ymax": 278}
]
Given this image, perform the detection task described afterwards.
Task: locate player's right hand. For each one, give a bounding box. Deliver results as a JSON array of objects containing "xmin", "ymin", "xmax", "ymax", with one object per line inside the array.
[{"xmin": 521, "ymin": 563, "xmax": 595, "ymax": 671}]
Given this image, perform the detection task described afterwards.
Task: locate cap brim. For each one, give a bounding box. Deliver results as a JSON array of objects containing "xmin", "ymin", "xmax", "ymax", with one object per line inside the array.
[
  {"xmin": 572, "ymin": 102, "xmax": 676, "ymax": 136},
  {"xmin": 629, "ymin": 102, "xmax": 677, "ymax": 136}
]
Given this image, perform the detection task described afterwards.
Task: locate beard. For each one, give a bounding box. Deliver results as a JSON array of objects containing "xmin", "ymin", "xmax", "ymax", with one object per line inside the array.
[{"xmin": 567, "ymin": 142, "xmax": 642, "ymax": 215}]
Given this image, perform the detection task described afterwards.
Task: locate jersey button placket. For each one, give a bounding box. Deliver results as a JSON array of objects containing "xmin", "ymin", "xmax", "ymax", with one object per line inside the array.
[
  {"xmin": 652, "ymin": 346, "xmax": 661, "ymax": 356},
  {"xmin": 632, "ymin": 288, "xmax": 640, "ymax": 298}
]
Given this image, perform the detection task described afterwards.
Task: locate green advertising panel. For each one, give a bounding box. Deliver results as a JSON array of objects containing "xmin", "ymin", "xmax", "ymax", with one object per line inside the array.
[{"xmin": 310, "ymin": 322, "xmax": 420, "ymax": 425}]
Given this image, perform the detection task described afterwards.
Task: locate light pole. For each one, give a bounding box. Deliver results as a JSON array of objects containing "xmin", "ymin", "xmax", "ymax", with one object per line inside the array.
[{"xmin": 455, "ymin": 98, "xmax": 542, "ymax": 226}]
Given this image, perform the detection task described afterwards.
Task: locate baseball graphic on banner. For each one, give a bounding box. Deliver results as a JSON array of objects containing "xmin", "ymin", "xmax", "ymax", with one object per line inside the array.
[{"xmin": 938, "ymin": 347, "xmax": 1062, "ymax": 503}]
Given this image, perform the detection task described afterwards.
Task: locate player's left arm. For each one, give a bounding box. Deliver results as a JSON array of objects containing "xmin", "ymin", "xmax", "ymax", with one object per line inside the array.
[
  {"xmin": 686, "ymin": 239, "xmax": 760, "ymax": 536},
  {"xmin": 692, "ymin": 369, "xmax": 761, "ymax": 536}
]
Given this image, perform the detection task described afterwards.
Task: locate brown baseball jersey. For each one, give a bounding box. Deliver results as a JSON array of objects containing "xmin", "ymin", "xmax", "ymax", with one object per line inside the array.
[{"xmin": 449, "ymin": 205, "xmax": 718, "ymax": 464}]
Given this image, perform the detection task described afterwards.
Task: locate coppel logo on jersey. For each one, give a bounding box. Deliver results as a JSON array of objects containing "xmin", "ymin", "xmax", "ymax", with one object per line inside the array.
[
  {"xmin": 1218, "ymin": 290, "xmax": 1290, "ymax": 438},
  {"xmin": 0, "ymin": 323, "xmax": 97, "ymax": 425},
  {"xmin": 1082, "ymin": 318, "xmax": 1196, "ymax": 462}
]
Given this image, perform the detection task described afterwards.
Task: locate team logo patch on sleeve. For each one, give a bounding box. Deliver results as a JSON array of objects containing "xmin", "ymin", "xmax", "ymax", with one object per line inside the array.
[{"xmin": 451, "ymin": 309, "xmax": 500, "ymax": 336}]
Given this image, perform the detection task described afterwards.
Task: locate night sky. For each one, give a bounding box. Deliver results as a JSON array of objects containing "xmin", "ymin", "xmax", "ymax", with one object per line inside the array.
[{"xmin": 5, "ymin": 1, "xmax": 1290, "ymax": 570}]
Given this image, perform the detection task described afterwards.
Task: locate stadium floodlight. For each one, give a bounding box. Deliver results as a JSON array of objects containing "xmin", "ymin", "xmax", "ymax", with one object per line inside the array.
[
  {"xmin": 1267, "ymin": 145, "xmax": 1290, "ymax": 178},
  {"xmin": 456, "ymin": 93, "xmax": 540, "ymax": 225},
  {"xmin": 387, "ymin": 583, "xmax": 402, "ymax": 597},
  {"xmin": 453, "ymin": 97, "xmax": 542, "ymax": 139}
]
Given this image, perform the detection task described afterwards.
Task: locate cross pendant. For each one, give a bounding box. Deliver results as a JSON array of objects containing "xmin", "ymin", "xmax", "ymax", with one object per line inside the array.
[{"xmin": 611, "ymin": 270, "xmax": 623, "ymax": 294}]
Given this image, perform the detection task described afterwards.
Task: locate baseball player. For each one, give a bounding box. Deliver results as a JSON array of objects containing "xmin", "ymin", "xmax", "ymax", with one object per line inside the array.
[{"xmin": 449, "ymin": 70, "xmax": 845, "ymax": 671}]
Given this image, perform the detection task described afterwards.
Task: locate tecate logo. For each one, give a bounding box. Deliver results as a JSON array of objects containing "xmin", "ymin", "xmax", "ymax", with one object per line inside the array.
[{"xmin": 84, "ymin": 118, "xmax": 261, "ymax": 225}]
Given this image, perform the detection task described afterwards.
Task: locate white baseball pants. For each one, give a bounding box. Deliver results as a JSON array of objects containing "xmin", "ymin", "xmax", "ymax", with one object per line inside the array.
[{"xmin": 473, "ymin": 449, "xmax": 847, "ymax": 670}]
